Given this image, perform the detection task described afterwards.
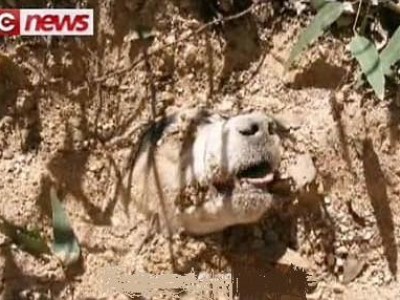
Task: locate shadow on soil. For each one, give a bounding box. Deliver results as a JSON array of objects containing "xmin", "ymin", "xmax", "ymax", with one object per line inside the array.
[
  {"xmin": 291, "ymin": 59, "xmax": 347, "ymax": 90},
  {"xmin": 362, "ymin": 138, "xmax": 398, "ymax": 276},
  {"xmin": 0, "ymin": 245, "xmax": 84, "ymax": 299}
]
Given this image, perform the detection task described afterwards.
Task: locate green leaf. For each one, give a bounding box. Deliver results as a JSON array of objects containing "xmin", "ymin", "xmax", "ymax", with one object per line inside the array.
[
  {"xmin": 50, "ymin": 186, "xmax": 80, "ymax": 266},
  {"xmin": 0, "ymin": 216, "xmax": 50, "ymax": 256},
  {"xmin": 286, "ymin": 2, "xmax": 345, "ymax": 68},
  {"xmin": 311, "ymin": 0, "xmax": 329, "ymax": 10},
  {"xmin": 350, "ymin": 35, "xmax": 385, "ymax": 100},
  {"xmin": 380, "ymin": 26, "xmax": 400, "ymax": 76}
]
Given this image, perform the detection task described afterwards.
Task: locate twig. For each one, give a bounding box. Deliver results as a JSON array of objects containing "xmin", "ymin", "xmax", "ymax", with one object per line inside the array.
[
  {"xmin": 353, "ymin": 0, "xmax": 363, "ymax": 34},
  {"xmin": 94, "ymin": 3, "xmax": 260, "ymax": 83},
  {"xmin": 140, "ymin": 30, "xmax": 157, "ymax": 121},
  {"xmin": 150, "ymin": 150, "xmax": 177, "ymax": 271}
]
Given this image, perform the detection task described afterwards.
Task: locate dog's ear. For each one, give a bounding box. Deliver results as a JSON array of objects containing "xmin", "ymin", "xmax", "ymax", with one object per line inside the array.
[{"xmin": 142, "ymin": 114, "xmax": 177, "ymax": 146}]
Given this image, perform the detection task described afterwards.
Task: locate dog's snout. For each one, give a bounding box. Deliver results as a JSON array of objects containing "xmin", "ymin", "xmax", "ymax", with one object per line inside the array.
[
  {"xmin": 238, "ymin": 122, "xmax": 259, "ymax": 136},
  {"xmin": 230, "ymin": 113, "xmax": 272, "ymax": 140}
]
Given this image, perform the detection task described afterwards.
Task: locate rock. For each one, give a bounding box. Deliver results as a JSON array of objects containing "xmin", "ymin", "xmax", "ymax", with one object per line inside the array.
[
  {"xmin": 89, "ymin": 160, "xmax": 104, "ymax": 172},
  {"xmin": 161, "ymin": 91, "xmax": 174, "ymax": 105},
  {"xmin": 276, "ymin": 248, "xmax": 312, "ymax": 271},
  {"xmin": 336, "ymin": 257, "xmax": 344, "ymax": 268},
  {"xmin": 342, "ymin": 255, "xmax": 366, "ymax": 284},
  {"xmin": 336, "ymin": 246, "xmax": 348, "ymax": 256},
  {"xmin": 0, "ymin": 116, "xmax": 13, "ymax": 129},
  {"xmin": 288, "ymin": 153, "xmax": 317, "ymax": 190},
  {"xmin": 332, "ymin": 282, "xmax": 344, "ymax": 293},
  {"xmin": 2, "ymin": 149, "xmax": 14, "ymax": 160}
]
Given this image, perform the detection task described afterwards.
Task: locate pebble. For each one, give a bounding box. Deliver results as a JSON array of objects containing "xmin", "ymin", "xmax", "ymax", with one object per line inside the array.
[
  {"xmin": 332, "ymin": 282, "xmax": 344, "ymax": 293},
  {"xmin": 2, "ymin": 149, "xmax": 14, "ymax": 160},
  {"xmin": 336, "ymin": 257, "xmax": 344, "ymax": 268},
  {"xmin": 323, "ymin": 196, "xmax": 331, "ymax": 205},
  {"xmin": 80, "ymin": 141, "xmax": 88, "ymax": 150},
  {"xmin": 89, "ymin": 161, "xmax": 103, "ymax": 172},
  {"xmin": 161, "ymin": 91, "xmax": 174, "ymax": 105},
  {"xmin": 336, "ymin": 246, "xmax": 348, "ymax": 255},
  {"xmin": 0, "ymin": 116, "xmax": 13, "ymax": 129},
  {"xmin": 288, "ymin": 153, "xmax": 317, "ymax": 189}
]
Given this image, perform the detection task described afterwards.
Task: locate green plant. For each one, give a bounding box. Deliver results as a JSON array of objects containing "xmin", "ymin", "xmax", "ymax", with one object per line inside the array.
[
  {"xmin": 287, "ymin": 0, "xmax": 400, "ymax": 100},
  {"xmin": 0, "ymin": 186, "xmax": 80, "ymax": 267},
  {"xmin": 50, "ymin": 186, "xmax": 81, "ymax": 266}
]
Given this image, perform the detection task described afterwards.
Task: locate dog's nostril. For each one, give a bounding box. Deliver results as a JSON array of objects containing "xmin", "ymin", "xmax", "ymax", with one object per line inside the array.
[{"xmin": 239, "ymin": 123, "xmax": 259, "ymax": 136}]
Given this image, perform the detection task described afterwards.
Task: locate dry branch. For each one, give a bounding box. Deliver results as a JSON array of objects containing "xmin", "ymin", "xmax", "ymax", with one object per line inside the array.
[{"xmin": 94, "ymin": 3, "xmax": 261, "ymax": 83}]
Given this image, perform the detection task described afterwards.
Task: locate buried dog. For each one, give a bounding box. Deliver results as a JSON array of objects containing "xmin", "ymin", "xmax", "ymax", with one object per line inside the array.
[
  {"xmin": 130, "ymin": 107, "xmax": 285, "ymax": 235},
  {"xmin": 121, "ymin": 107, "xmax": 314, "ymax": 299}
]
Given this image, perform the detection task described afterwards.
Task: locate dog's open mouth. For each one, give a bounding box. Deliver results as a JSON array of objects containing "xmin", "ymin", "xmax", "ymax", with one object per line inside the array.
[
  {"xmin": 213, "ymin": 161, "xmax": 276, "ymax": 192},
  {"xmin": 236, "ymin": 161, "xmax": 275, "ymax": 188}
]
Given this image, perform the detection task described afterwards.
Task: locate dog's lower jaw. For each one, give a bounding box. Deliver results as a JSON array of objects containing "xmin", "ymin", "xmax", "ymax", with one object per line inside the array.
[{"xmin": 177, "ymin": 191, "xmax": 278, "ymax": 236}]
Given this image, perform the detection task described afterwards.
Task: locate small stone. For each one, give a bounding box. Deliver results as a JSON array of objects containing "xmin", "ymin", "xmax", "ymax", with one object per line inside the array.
[
  {"xmin": 82, "ymin": 140, "xmax": 89, "ymax": 149},
  {"xmin": 89, "ymin": 161, "xmax": 103, "ymax": 172},
  {"xmin": 324, "ymin": 196, "xmax": 331, "ymax": 205},
  {"xmin": 2, "ymin": 149, "xmax": 14, "ymax": 160},
  {"xmin": 342, "ymin": 255, "xmax": 365, "ymax": 284},
  {"xmin": 7, "ymin": 164, "xmax": 16, "ymax": 173},
  {"xmin": 0, "ymin": 116, "xmax": 13, "ymax": 129},
  {"xmin": 161, "ymin": 91, "xmax": 174, "ymax": 105},
  {"xmin": 336, "ymin": 246, "xmax": 348, "ymax": 255},
  {"xmin": 276, "ymin": 248, "xmax": 312, "ymax": 270},
  {"xmin": 363, "ymin": 230, "xmax": 373, "ymax": 240},
  {"xmin": 332, "ymin": 282, "xmax": 344, "ymax": 293},
  {"xmin": 335, "ymin": 91, "xmax": 345, "ymax": 102},
  {"xmin": 288, "ymin": 153, "xmax": 317, "ymax": 189},
  {"xmin": 336, "ymin": 257, "xmax": 344, "ymax": 268}
]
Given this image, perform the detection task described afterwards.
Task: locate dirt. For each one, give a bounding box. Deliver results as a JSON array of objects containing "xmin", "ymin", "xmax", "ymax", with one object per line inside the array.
[{"xmin": 1, "ymin": 1, "xmax": 400, "ymax": 299}]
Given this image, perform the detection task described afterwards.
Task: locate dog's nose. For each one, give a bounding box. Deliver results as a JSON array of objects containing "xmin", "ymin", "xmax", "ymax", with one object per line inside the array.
[
  {"xmin": 231, "ymin": 113, "xmax": 271, "ymax": 138},
  {"xmin": 238, "ymin": 121, "xmax": 260, "ymax": 136}
]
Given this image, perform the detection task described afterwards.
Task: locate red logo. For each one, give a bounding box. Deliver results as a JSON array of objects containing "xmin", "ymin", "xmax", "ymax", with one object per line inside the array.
[
  {"xmin": 0, "ymin": 9, "xmax": 20, "ymax": 36},
  {"xmin": 0, "ymin": 9, "xmax": 93, "ymax": 37},
  {"xmin": 24, "ymin": 14, "xmax": 90, "ymax": 33}
]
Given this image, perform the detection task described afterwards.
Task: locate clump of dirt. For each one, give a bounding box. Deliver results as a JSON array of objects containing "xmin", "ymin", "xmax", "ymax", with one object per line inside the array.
[{"xmin": 1, "ymin": 1, "xmax": 400, "ymax": 299}]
